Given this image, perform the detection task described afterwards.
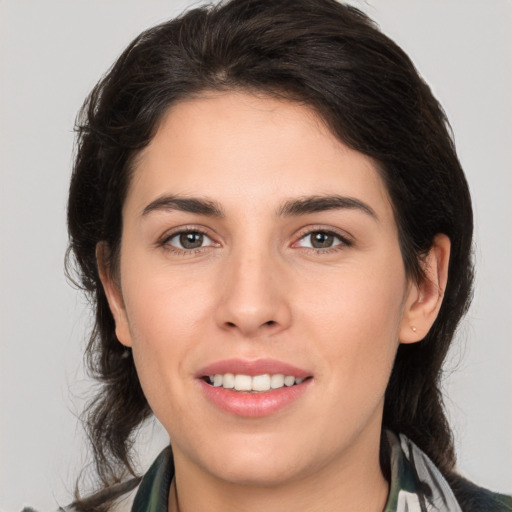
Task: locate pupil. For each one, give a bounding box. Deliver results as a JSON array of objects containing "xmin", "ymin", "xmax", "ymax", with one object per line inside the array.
[
  {"xmin": 312, "ymin": 232, "xmax": 333, "ymax": 248},
  {"xmin": 180, "ymin": 232, "xmax": 203, "ymax": 249}
]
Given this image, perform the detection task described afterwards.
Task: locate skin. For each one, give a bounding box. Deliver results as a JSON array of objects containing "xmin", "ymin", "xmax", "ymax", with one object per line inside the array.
[{"xmin": 99, "ymin": 92, "xmax": 450, "ymax": 512}]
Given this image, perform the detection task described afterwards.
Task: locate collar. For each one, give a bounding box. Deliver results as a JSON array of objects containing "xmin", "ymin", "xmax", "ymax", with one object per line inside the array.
[
  {"xmin": 383, "ymin": 430, "xmax": 462, "ymax": 512},
  {"xmin": 131, "ymin": 430, "xmax": 462, "ymax": 512},
  {"xmin": 131, "ymin": 445, "xmax": 174, "ymax": 512}
]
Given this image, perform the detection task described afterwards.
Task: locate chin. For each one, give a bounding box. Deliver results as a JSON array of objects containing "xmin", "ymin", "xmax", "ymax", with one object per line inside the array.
[
  {"xmin": 187, "ymin": 431, "xmax": 319, "ymax": 487},
  {"xmin": 207, "ymin": 455, "xmax": 306, "ymax": 487}
]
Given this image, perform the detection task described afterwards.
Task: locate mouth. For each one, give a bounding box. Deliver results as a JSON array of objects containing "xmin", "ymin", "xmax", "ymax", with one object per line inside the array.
[
  {"xmin": 202, "ymin": 373, "xmax": 311, "ymax": 392},
  {"xmin": 197, "ymin": 359, "xmax": 313, "ymax": 417}
]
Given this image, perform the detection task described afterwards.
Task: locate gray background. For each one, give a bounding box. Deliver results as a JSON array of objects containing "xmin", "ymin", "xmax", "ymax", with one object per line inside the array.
[{"xmin": 1, "ymin": 0, "xmax": 511, "ymax": 510}]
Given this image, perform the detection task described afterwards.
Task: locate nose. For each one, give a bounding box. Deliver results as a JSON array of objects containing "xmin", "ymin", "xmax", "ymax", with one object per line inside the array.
[{"xmin": 214, "ymin": 248, "xmax": 292, "ymax": 338}]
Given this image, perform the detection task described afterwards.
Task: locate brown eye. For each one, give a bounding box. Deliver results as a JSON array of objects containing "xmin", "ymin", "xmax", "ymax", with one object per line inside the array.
[
  {"xmin": 166, "ymin": 231, "xmax": 214, "ymax": 250},
  {"xmin": 180, "ymin": 232, "xmax": 204, "ymax": 249},
  {"xmin": 296, "ymin": 231, "xmax": 344, "ymax": 250},
  {"xmin": 310, "ymin": 232, "xmax": 334, "ymax": 248}
]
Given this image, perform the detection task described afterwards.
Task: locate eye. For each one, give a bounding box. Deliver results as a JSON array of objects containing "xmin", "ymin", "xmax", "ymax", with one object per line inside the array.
[
  {"xmin": 165, "ymin": 230, "xmax": 215, "ymax": 250},
  {"xmin": 296, "ymin": 230, "xmax": 346, "ymax": 249}
]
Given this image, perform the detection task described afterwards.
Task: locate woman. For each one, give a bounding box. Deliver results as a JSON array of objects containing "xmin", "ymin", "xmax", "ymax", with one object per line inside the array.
[{"xmin": 59, "ymin": 0, "xmax": 511, "ymax": 510}]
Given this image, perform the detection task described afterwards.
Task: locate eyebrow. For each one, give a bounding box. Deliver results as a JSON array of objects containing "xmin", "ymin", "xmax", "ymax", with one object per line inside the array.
[
  {"xmin": 142, "ymin": 195, "xmax": 224, "ymax": 217},
  {"xmin": 141, "ymin": 194, "xmax": 377, "ymax": 221},
  {"xmin": 278, "ymin": 195, "xmax": 378, "ymax": 220}
]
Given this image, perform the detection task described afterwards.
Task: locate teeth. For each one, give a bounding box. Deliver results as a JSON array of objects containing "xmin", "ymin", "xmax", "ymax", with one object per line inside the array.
[
  {"xmin": 223, "ymin": 373, "xmax": 235, "ymax": 389},
  {"xmin": 234, "ymin": 374, "xmax": 252, "ymax": 391},
  {"xmin": 252, "ymin": 374, "xmax": 271, "ymax": 391},
  {"xmin": 207, "ymin": 373, "xmax": 305, "ymax": 391},
  {"xmin": 284, "ymin": 375, "xmax": 295, "ymax": 387},
  {"xmin": 270, "ymin": 374, "xmax": 284, "ymax": 389}
]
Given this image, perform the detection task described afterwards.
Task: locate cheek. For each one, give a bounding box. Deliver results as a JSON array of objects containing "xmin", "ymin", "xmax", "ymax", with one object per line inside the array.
[
  {"xmin": 299, "ymin": 256, "xmax": 406, "ymax": 389},
  {"xmin": 304, "ymin": 257, "xmax": 405, "ymax": 335},
  {"xmin": 122, "ymin": 257, "xmax": 212, "ymax": 342},
  {"xmin": 118, "ymin": 257, "xmax": 215, "ymax": 406}
]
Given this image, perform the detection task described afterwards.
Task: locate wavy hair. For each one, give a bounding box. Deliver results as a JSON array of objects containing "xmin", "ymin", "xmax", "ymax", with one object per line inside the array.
[{"xmin": 66, "ymin": 0, "xmax": 474, "ymax": 509}]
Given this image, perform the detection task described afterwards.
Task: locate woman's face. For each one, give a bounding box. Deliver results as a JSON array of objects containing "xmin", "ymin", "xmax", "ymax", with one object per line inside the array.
[{"xmin": 104, "ymin": 92, "xmax": 418, "ymax": 487}]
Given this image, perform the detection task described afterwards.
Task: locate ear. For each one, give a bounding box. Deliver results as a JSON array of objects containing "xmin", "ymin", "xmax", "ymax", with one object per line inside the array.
[
  {"xmin": 96, "ymin": 242, "xmax": 133, "ymax": 347},
  {"xmin": 399, "ymin": 233, "xmax": 451, "ymax": 344}
]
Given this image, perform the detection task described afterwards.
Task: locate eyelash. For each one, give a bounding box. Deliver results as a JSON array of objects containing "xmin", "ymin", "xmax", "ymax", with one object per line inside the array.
[
  {"xmin": 292, "ymin": 227, "xmax": 353, "ymax": 254},
  {"xmin": 159, "ymin": 227, "xmax": 216, "ymax": 255},
  {"xmin": 159, "ymin": 227, "xmax": 352, "ymax": 256}
]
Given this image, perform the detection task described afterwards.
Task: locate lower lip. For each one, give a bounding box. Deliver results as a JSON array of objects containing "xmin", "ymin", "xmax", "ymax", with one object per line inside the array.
[{"xmin": 198, "ymin": 379, "xmax": 312, "ymax": 417}]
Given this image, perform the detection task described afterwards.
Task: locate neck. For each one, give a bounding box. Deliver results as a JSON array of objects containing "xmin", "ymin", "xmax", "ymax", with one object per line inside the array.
[{"xmin": 169, "ymin": 429, "xmax": 389, "ymax": 512}]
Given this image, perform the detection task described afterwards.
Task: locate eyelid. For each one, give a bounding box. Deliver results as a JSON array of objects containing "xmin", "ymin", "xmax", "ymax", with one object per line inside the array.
[
  {"xmin": 291, "ymin": 225, "xmax": 353, "ymax": 249},
  {"xmin": 156, "ymin": 224, "xmax": 352, "ymax": 255},
  {"xmin": 158, "ymin": 225, "xmax": 220, "ymax": 252}
]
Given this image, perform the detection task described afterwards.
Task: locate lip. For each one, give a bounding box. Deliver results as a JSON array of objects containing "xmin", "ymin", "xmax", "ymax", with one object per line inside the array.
[
  {"xmin": 197, "ymin": 358, "xmax": 311, "ymax": 379},
  {"xmin": 196, "ymin": 358, "xmax": 313, "ymax": 418}
]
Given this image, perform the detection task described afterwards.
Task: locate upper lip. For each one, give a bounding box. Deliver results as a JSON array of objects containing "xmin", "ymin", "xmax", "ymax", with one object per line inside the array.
[{"xmin": 197, "ymin": 358, "xmax": 312, "ymax": 379}]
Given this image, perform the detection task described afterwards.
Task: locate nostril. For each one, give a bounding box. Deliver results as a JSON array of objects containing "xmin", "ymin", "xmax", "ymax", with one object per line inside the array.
[{"xmin": 221, "ymin": 319, "xmax": 279, "ymax": 333}]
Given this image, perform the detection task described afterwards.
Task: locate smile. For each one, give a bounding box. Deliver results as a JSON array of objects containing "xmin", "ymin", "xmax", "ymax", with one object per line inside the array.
[
  {"xmin": 207, "ymin": 373, "xmax": 305, "ymax": 392},
  {"xmin": 197, "ymin": 359, "xmax": 313, "ymax": 417}
]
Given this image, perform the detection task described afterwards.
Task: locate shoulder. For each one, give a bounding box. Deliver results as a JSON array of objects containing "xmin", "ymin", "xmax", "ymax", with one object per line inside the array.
[
  {"xmin": 386, "ymin": 430, "xmax": 512, "ymax": 512},
  {"xmin": 19, "ymin": 477, "xmax": 140, "ymax": 512},
  {"xmin": 449, "ymin": 475, "xmax": 512, "ymax": 512}
]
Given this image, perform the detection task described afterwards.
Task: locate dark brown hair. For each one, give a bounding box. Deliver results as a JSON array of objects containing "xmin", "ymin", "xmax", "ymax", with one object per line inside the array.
[{"xmin": 67, "ymin": 0, "xmax": 474, "ymax": 509}]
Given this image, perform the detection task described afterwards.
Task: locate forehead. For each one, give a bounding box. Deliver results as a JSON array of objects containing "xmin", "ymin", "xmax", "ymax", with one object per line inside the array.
[{"xmin": 127, "ymin": 92, "xmax": 393, "ymax": 220}]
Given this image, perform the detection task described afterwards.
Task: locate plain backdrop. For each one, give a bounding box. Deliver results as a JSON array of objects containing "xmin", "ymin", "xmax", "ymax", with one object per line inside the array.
[{"xmin": 0, "ymin": 0, "xmax": 511, "ymax": 510}]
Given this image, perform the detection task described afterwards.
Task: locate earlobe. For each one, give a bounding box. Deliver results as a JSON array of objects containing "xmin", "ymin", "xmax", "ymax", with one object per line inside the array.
[
  {"xmin": 399, "ymin": 234, "xmax": 451, "ymax": 344},
  {"xmin": 96, "ymin": 242, "xmax": 133, "ymax": 347}
]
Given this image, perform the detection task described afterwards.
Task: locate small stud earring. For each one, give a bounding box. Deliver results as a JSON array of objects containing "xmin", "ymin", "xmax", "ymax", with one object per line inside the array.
[{"xmin": 411, "ymin": 326, "xmax": 417, "ymax": 332}]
